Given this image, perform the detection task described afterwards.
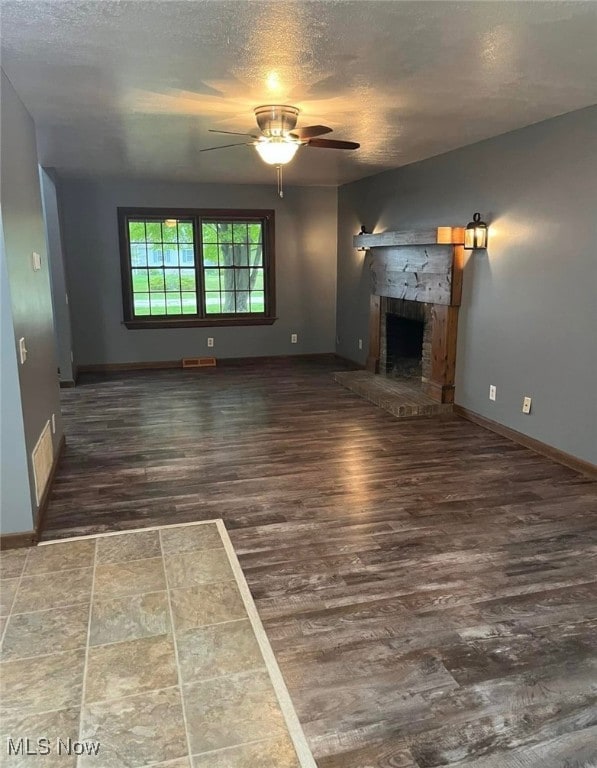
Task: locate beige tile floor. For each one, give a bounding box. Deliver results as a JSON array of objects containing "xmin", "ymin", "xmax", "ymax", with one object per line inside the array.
[{"xmin": 0, "ymin": 521, "xmax": 315, "ymax": 768}]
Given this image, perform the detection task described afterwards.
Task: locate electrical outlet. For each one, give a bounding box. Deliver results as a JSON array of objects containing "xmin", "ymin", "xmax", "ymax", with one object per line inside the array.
[
  {"xmin": 522, "ymin": 396, "xmax": 532, "ymax": 414},
  {"xmin": 291, "ymin": 333, "xmax": 298, "ymax": 344},
  {"xmin": 358, "ymin": 338, "xmax": 363, "ymax": 350},
  {"xmin": 19, "ymin": 337, "xmax": 27, "ymax": 364},
  {"xmin": 207, "ymin": 337, "xmax": 214, "ymax": 348},
  {"xmin": 51, "ymin": 414, "xmax": 56, "ymax": 434},
  {"xmin": 489, "ymin": 385, "xmax": 496, "ymax": 401}
]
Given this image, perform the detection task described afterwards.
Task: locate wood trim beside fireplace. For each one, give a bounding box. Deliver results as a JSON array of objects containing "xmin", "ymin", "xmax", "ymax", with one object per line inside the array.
[
  {"xmin": 450, "ymin": 243, "xmax": 465, "ymax": 306},
  {"xmin": 366, "ymin": 295, "xmax": 381, "ymax": 373},
  {"xmin": 427, "ymin": 304, "xmax": 459, "ymax": 403}
]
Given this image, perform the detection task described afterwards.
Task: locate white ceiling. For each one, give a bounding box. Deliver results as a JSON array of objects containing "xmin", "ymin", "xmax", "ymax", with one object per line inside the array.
[{"xmin": 2, "ymin": 1, "xmax": 596, "ymax": 186}]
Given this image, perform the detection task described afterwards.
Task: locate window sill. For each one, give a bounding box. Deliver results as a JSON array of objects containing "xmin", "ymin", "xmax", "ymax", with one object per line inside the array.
[{"xmin": 123, "ymin": 316, "xmax": 277, "ymax": 330}]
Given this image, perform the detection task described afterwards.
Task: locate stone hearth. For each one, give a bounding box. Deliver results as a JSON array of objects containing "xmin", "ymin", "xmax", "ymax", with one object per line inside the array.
[{"xmin": 334, "ymin": 371, "xmax": 453, "ymax": 419}]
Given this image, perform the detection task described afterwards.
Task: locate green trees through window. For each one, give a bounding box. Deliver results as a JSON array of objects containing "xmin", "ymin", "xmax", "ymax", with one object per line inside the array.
[
  {"xmin": 201, "ymin": 221, "xmax": 265, "ymax": 314},
  {"xmin": 119, "ymin": 209, "xmax": 275, "ymax": 327},
  {"xmin": 128, "ymin": 219, "xmax": 197, "ymax": 316}
]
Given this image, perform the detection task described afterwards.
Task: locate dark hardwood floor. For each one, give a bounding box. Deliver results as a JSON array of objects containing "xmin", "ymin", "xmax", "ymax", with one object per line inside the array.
[{"xmin": 44, "ymin": 358, "xmax": 597, "ymax": 767}]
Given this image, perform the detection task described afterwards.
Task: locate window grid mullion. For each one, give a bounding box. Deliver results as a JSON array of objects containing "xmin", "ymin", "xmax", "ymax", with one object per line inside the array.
[{"xmin": 195, "ymin": 217, "xmax": 206, "ymax": 319}]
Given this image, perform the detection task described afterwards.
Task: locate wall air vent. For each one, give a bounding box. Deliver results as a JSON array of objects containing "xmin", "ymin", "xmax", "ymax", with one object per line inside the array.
[
  {"xmin": 182, "ymin": 357, "xmax": 217, "ymax": 368},
  {"xmin": 32, "ymin": 420, "xmax": 53, "ymax": 505}
]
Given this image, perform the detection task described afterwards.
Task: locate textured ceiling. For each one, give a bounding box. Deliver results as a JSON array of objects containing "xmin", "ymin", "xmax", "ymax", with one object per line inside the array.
[{"xmin": 2, "ymin": 0, "xmax": 596, "ymax": 186}]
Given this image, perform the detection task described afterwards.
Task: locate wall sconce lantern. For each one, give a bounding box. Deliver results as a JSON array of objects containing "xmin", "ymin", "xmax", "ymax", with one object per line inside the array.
[
  {"xmin": 464, "ymin": 213, "xmax": 488, "ymax": 250},
  {"xmin": 356, "ymin": 225, "xmax": 369, "ymax": 251}
]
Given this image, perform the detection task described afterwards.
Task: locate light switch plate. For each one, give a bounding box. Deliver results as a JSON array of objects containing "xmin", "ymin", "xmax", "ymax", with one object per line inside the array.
[
  {"xmin": 19, "ymin": 337, "xmax": 27, "ymax": 364},
  {"xmin": 32, "ymin": 252, "xmax": 42, "ymax": 271},
  {"xmin": 522, "ymin": 396, "xmax": 532, "ymax": 414}
]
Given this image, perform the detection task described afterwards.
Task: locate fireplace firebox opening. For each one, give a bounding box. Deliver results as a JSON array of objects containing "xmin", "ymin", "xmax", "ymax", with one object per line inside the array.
[
  {"xmin": 385, "ymin": 315, "xmax": 424, "ymax": 379},
  {"xmin": 379, "ymin": 297, "xmax": 432, "ymax": 383}
]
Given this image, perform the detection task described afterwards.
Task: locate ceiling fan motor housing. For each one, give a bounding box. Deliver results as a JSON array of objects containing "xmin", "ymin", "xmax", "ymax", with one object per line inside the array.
[{"xmin": 254, "ymin": 105, "xmax": 299, "ymax": 137}]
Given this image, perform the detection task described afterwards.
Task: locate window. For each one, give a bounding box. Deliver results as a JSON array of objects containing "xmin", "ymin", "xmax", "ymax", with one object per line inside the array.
[{"xmin": 118, "ymin": 208, "xmax": 275, "ymax": 328}]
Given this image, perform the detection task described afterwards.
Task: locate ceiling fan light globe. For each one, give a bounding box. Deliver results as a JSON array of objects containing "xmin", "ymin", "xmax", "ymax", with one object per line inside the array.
[{"xmin": 255, "ymin": 138, "xmax": 300, "ymax": 165}]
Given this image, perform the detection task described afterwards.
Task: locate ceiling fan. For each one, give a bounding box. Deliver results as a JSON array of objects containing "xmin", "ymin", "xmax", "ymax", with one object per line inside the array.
[{"xmin": 200, "ymin": 105, "xmax": 359, "ymax": 197}]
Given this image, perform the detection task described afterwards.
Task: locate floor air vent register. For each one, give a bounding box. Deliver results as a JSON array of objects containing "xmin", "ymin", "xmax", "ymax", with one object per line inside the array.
[
  {"xmin": 31, "ymin": 420, "xmax": 53, "ymax": 504},
  {"xmin": 182, "ymin": 357, "xmax": 217, "ymax": 368}
]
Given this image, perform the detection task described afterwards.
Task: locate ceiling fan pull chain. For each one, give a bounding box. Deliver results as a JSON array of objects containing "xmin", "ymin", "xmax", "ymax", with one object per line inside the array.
[{"xmin": 277, "ymin": 164, "xmax": 284, "ymax": 198}]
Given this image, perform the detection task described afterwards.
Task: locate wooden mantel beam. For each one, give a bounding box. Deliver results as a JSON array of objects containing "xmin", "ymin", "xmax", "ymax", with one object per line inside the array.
[{"xmin": 353, "ymin": 227, "xmax": 464, "ymax": 249}]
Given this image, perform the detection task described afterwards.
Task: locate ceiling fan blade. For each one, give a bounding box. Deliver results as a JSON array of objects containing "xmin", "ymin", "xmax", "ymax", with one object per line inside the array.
[
  {"xmin": 208, "ymin": 129, "xmax": 258, "ymax": 138},
  {"xmin": 289, "ymin": 125, "xmax": 333, "ymax": 139},
  {"xmin": 307, "ymin": 138, "xmax": 360, "ymax": 150},
  {"xmin": 199, "ymin": 142, "xmax": 253, "ymax": 152}
]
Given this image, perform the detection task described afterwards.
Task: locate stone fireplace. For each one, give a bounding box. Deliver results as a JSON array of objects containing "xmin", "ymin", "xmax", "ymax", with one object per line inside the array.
[
  {"xmin": 380, "ymin": 297, "xmax": 432, "ymax": 382},
  {"xmin": 357, "ymin": 227, "xmax": 465, "ymax": 404}
]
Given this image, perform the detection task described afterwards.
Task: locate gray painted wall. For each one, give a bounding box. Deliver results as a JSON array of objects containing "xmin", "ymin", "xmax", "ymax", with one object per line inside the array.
[
  {"xmin": 59, "ymin": 179, "xmax": 337, "ymax": 365},
  {"xmin": 0, "ymin": 70, "xmax": 63, "ymax": 531},
  {"xmin": 40, "ymin": 168, "xmax": 74, "ymax": 382},
  {"xmin": 337, "ymin": 106, "xmax": 597, "ymax": 465},
  {"xmin": 0, "ymin": 232, "xmax": 32, "ymax": 533}
]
